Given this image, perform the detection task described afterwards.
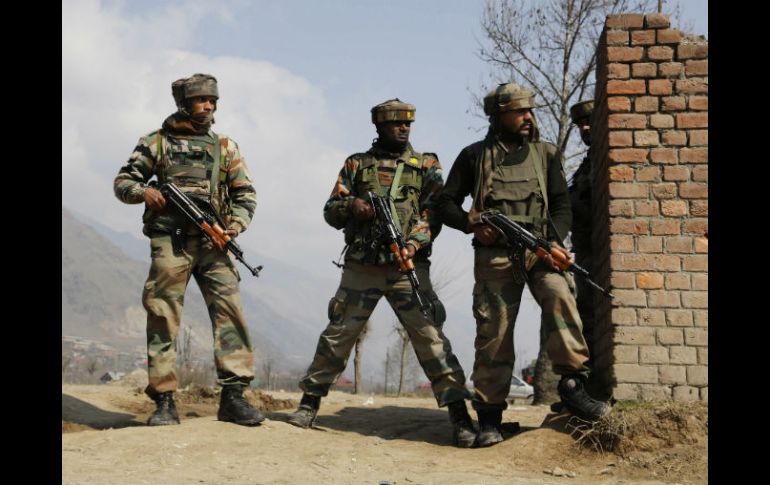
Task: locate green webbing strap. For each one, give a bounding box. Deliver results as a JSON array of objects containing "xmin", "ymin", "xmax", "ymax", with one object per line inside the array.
[
  {"xmin": 387, "ymin": 159, "xmax": 407, "ymax": 231},
  {"xmin": 531, "ymin": 142, "xmax": 550, "ymax": 235},
  {"xmin": 210, "ymin": 133, "xmax": 221, "ymax": 204},
  {"xmin": 155, "ymin": 130, "xmax": 165, "ymax": 183}
]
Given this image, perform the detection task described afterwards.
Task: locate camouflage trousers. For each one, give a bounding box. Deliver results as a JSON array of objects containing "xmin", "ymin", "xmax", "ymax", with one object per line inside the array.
[
  {"xmin": 471, "ymin": 247, "xmax": 590, "ymax": 410},
  {"xmin": 142, "ymin": 234, "xmax": 254, "ymax": 398},
  {"xmin": 299, "ymin": 259, "xmax": 470, "ymax": 407},
  {"xmin": 574, "ymin": 252, "xmax": 596, "ymax": 368}
]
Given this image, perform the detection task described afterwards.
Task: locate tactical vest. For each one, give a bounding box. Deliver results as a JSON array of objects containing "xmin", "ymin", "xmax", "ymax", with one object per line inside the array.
[
  {"xmin": 345, "ymin": 150, "xmax": 425, "ymax": 265},
  {"xmin": 142, "ymin": 130, "xmax": 229, "ymax": 235},
  {"xmin": 472, "ymin": 141, "xmax": 551, "ymax": 239}
]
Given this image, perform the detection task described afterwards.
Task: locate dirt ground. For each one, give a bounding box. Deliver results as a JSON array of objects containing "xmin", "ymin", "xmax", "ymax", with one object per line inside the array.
[{"xmin": 62, "ymin": 379, "xmax": 707, "ymax": 485}]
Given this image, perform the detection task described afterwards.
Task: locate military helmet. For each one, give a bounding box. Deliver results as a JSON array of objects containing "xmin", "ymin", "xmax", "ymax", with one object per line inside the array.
[
  {"xmin": 483, "ymin": 83, "xmax": 537, "ymax": 116},
  {"xmin": 570, "ymin": 100, "xmax": 594, "ymax": 124},
  {"xmin": 172, "ymin": 73, "xmax": 219, "ymax": 110},
  {"xmin": 371, "ymin": 98, "xmax": 416, "ymax": 124}
]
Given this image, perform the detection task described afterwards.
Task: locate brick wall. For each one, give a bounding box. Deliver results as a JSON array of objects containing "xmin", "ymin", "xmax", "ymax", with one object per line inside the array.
[{"xmin": 591, "ymin": 13, "xmax": 707, "ymax": 402}]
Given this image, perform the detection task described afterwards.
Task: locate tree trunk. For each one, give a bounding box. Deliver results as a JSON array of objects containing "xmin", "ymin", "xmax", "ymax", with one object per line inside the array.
[{"xmin": 354, "ymin": 337, "xmax": 363, "ymax": 394}]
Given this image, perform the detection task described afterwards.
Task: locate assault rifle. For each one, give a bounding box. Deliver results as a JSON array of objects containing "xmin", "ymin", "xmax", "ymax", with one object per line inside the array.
[
  {"xmin": 367, "ymin": 192, "xmax": 431, "ymax": 316},
  {"xmin": 479, "ymin": 210, "xmax": 612, "ymax": 298},
  {"xmin": 159, "ymin": 182, "xmax": 263, "ymax": 277}
]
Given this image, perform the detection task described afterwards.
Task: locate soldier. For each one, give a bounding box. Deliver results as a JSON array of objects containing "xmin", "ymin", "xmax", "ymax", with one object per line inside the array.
[
  {"xmin": 287, "ymin": 99, "xmax": 477, "ymax": 448},
  {"xmin": 567, "ymin": 100, "xmax": 598, "ymax": 390},
  {"xmin": 436, "ymin": 83, "xmax": 609, "ymax": 447},
  {"xmin": 113, "ymin": 73, "xmax": 264, "ymax": 427}
]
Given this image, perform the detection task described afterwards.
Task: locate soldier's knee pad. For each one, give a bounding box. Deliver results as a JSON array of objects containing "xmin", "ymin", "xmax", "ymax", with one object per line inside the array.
[{"xmin": 426, "ymin": 290, "xmax": 446, "ymax": 325}]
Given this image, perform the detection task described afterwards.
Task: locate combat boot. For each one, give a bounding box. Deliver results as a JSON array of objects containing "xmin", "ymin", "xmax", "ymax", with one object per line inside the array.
[
  {"xmin": 447, "ymin": 400, "xmax": 477, "ymax": 448},
  {"xmin": 475, "ymin": 409, "xmax": 504, "ymax": 447},
  {"xmin": 287, "ymin": 393, "xmax": 321, "ymax": 429},
  {"xmin": 557, "ymin": 375, "xmax": 610, "ymax": 421},
  {"xmin": 147, "ymin": 391, "xmax": 180, "ymax": 426},
  {"xmin": 217, "ymin": 384, "xmax": 265, "ymax": 426}
]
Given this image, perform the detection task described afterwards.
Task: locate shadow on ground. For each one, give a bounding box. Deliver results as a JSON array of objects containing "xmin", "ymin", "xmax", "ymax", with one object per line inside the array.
[{"xmin": 62, "ymin": 393, "xmax": 143, "ymax": 430}]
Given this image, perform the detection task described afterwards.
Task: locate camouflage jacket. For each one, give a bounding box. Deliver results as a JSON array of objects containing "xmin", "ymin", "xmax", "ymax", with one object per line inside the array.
[
  {"xmin": 324, "ymin": 142, "xmax": 443, "ymax": 264},
  {"xmin": 568, "ymin": 155, "xmax": 591, "ymax": 255},
  {"xmin": 113, "ymin": 127, "xmax": 256, "ymax": 237}
]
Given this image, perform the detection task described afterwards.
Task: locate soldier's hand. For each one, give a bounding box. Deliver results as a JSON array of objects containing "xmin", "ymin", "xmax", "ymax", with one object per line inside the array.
[
  {"xmin": 472, "ymin": 223, "xmax": 498, "ymax": 246},
  {"xmin": 544, "ymin": 241, "xmax": 572, "ymax": 272},
  {"xmin": 224, "ymin": 229, "xmax": 239, "ymax": 238},
  {"xmin": 224, "ymin": 222, "xmax": 243, "ymax": 239},
  {"xmin": 143, "ymin": 187, "xmax": 166, "ymax": 210},
  {"xmin": 352, "ymin": 197, "xmax": 374, "ymax": 221},
  {"xmin": 401, "ymin": 243, "xmax": 417, "ymax": 261}
]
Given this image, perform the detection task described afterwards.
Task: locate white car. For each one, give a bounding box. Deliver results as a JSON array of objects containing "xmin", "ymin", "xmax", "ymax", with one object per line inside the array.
[{"xmin": 508, "ymin": 374, "xmax": 534, "ymax": 401}]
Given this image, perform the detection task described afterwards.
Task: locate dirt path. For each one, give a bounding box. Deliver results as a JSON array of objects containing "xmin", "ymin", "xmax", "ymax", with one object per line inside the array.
[{"xmin": 62, "ymin": 384, "xmax": 705, "ymax": 485}]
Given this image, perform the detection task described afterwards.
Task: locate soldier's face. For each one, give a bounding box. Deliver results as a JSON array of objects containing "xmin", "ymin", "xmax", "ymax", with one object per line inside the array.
[
  {"xmin": 189, "ymin": 96, "xmax": 217, "ymax": 120},
  {"xmin": 378, "ymin": 120, "xmax": 411, "ymax": 145},
  {"xmin": 576, "ymin": 118, "xmax": 591, "ymax": 145},
  {"xmin": 500, "ymin": 108, "xmax": 533, "ymax": 137}
]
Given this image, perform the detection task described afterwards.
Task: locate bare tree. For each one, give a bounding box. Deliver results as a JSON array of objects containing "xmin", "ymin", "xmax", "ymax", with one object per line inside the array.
[
  {"xmin": 353, "ymin": 320, "xmax": 370, "ymax": 394},
  {"xmin": 477, "ymin": 0, "xmax": 653, "ymax": 173},
  {"xmin": 262, "ymin": 356, "xmax": 274, "ymax": 391}
]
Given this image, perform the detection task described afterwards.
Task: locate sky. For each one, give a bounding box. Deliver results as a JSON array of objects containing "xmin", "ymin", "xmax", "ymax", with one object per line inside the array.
[{"xmin": 62, "ymin": 0, "xmax": 708, "ymax": 379}]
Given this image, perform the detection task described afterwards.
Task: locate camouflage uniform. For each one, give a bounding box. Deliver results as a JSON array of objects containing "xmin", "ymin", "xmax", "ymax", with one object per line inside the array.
[
  {"xmin": 568, "ymin": 100, "xmax": 596, "ymax": 375},
  {"xmin": 298, "ymin": 101, "xmax": 469, "ymax": 408},
  {"xmin": 437, "ymin": 84, "xmax": 593, "ymax": 414},
  {"xmin": 114, "ymin": 74, "xmax": 257, "ymax": 399}
]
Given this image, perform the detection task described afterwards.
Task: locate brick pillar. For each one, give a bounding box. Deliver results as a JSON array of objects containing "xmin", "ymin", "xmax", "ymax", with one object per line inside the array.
[{"xmin": 591, "ymin": 13, "xmax": 707, "ymax": 402}]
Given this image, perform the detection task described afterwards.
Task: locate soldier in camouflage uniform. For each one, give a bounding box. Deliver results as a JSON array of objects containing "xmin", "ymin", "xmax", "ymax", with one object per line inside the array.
[
  {"xmin": 567, "ymin": 100, "xmax": 598, "ymax": 391},
  {"xmin": 436, "ymin": 83, "xmax": 609, "ymax": 447},
  {"xmin": 287, "ymin": 99, "xmax": 477, "ymax": 448},
  {"xmin": 113, "ymin": 74, "xmax": 264, "ymax": 427}
]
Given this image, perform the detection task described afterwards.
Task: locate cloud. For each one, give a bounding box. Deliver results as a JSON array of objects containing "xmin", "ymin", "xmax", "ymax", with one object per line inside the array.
[{"xmin": 63, "ymin": 0, "xmax": 347, "ymax": 278}]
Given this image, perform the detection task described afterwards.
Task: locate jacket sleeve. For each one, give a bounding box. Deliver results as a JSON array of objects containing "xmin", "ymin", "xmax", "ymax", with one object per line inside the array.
[
  {"xmin": 404, "ymin": 153, "xmax": 443, "ymax": 250},
  {"xmin": 113, "ymin": 133, "xmax": 159, "ymax": 204},
  {"xmin": 323, "ymin": 156, "xmax": 358, "ymax": 229},
  {"xmin": 222, "ymin": 137, "xmax": 257, "ymax": 233},
  {"xmin": 436, "ymin": 146, "xmax": 475, "ymax": 234}
]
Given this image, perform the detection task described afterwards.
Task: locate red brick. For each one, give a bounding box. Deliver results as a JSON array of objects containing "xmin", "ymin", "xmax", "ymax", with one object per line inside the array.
[
  {"xmin": 612, "ymin": 290, "xmax": 648, "ymax": 307},
  {"xmin": 637, "ymin": 166, "xmax": 661, "ymax": 182},
  {"xmin": 657, "ymin": 328, "xmax": 684, "ymax": 345},
  {"xmin": 608, "ymin": 79, "xmax": 646, "ymax": 94},
  {"xmin": 606, "ymin": 30, "xmax": 630, "ymax": 45},
  {"xmin": 649, "ymin": 79, "xmax": 672, "ymax": 95},
  {"xmin": 638, "ymin": 308, "xmax": 666, "ymax": 327},
  {"xmin": 683, "ymin": 218, "xmax": 708, "ymax": 235},
  {"xmin": 651, "ymin": 219, "xmax": 680, "ymax": 235},
  {"xmin": 644, "ymin": 13, "xmax": 670, "ymax": 28},
  {"xmin": 662, "ymin": 200, "xmax": 688, "ymax": 216},
  {"xmin": 661, "ymin": 96, "xmax": 686, "ymax": 111},
  {"xmin": 609, "ymin": 114, "xmax": 647, "ymax": 129},
  {"xmin": 608, "ymin": 63, "xmax": 630, "ymax": 79},
  {"xmin": 637, "ymin": 272, "xmax": 664, "ymax": 289},
  {"xmin": 666, "ymin": 273, "xmax": 691, "ymax": 290},
  {"xmin": 635, "ymin": 200, "xmax": 660, "ymax": 216},
  {"xmin": 610, "ymin": 182, "xmax": 650, "ymax": 199},
  {"xmin": 667, "ymin": 310, "xmax": 693, "ymax": 327},
  {"xmin": 652, "ymin": 183, "xmax": 677, "ymax": 199},
  {"xmin": 676, "ymin": 79, "xmax": 708, "ymax": 94},
  {"xmin": 677, "ymin": 43, "xmax": 708, "ymax": 60},
  {"xmin": 690, "ymin": 200, "xmax": 708, "ymax": 217},
  {"xmin": 634, "ymin": 97, "xmax": 659, "ymax": 113},
  {"xmin": 680, "ymin": 147, "xmax": 708, "ymax": 163},
  {"xmin": 650, "ymin": 148, "xmax": 678, "ymax": 164},
  {"xmin": 611, "ymin": 235, "xmax": 634, "ymax": 252},
  {"xmin": 609, "ymin": 199, "xmax": 634, "ymax": 216},
  {"xmin": 677, "ymin": 113, "xmax": 708, "ymax": 129},
  {"xmin": 631, "ymin": 30, "xmax": 656, "ymax": 45},
  {"xmin": 612, "ymin": 307, "xmax": 637, "ymax": 325},
  {"xmin": 632, "ymin": 62, "xmax": 657, "ymax": 77},
  {"xmin": 607, "ymin": 14, "xmax": 644, "ymax": 29},
  {"xmin": 695, "ymin": 236, "xmax": 708, "ymax": 253},
  {"xmin": 665, "ymin": 236, "xmax": 693, "ymax": 253},
  {"xmin": 634, "ymin": 130, "xmax": 660, "ymax": 147},
  {"xmin": 612, "ymin": 272, "xmax": 636, "ymax": 289},
  {"xmin": 689, "ymin": 130, "xmax": 708, "ymax": 146},
  {"xmin": 679, "ymin": 182, "xmax": 708, "ymax": 199},
  {"xmin": 608, "ymin": 46, "xmax": 645, "ymax": 62},
  {"xmin": 689, "ymin": 95, "xmax": 708, "ymax": 110},
  {"xmin": 611, "ymin": 254, "xmax": 680, "ymax": 271},
  {"xmin": 692, "ymin": 273, "xmax": 707, "ymax": 291},
  {"xmin": 609, "ymin": 131, "xmax": 633, "ymax": 146},
  {"xmin": 662, "ymin": 130, "xmax": 687, "ymax": 146},
  {"xmin": 693, "ymin": 310, "xmax": 708, "ymax": 327},
  {"xmin": 638, "ymin": 236, "xmax": 662, "ymax": 253},
  {"xmin": 685, "ymin": 60, "xmax": 708, "ymax": 76},
  {"xmin": 610, "ymin": 218, "xmax": 649, "ymax": 234},
  {"xmin": 692, "ymin": 165, "xmax": 708, "ymax": 181},
  {"xmin": 658, "ymin": 62, "xmax": 684, "ymax": 77},
  {"xmin": 657, "ymin": 28, "xmax": 682, "ymax": 44},
  {"xmin": 648, "ymin": 46, "xmax": 673, "ymax": 61},
  {"xmin": 663, "ymin": 166, "xmax": 689, "ymax": 181},
  {"xmin": 609, "ymin": 166, "xmax": 635, "ymax": 181},
  {"xmin": 683, "ymin": 255, "xmax": 708, "ymax": 271},
  {"xmin": 682, "ymin": 292, "xmax": 708, "ymax": 310},
  {"xmin": 609, "ymin": 148, "xmax": 649, "ymax": 163},
  {"xmin": 648, "ymin": 290, "xmax": 681, "ymax": 308},
  {"xmin": 608, "ymin": 96, "xmax": 631, "ymax": 112},
  {"xmin": 650, "ymin": 114, "xmax": 674, "ymax": 129}
]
